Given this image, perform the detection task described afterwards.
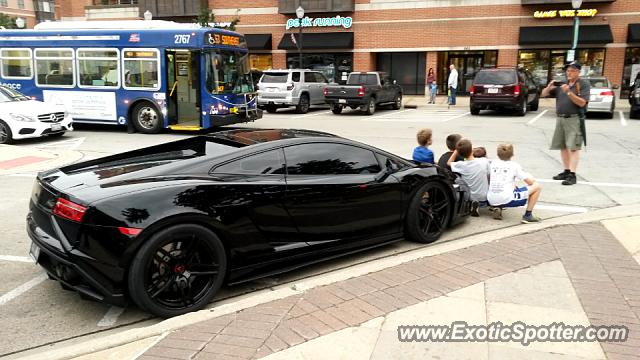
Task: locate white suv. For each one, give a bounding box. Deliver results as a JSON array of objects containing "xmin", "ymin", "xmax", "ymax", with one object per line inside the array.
[
  {"xmin": 0, "ymin": 86, "xmax": 73, "ymax": 144},
  {"xmin": 257, "ymin": 69, "xmax": 328, "ymax": 114}
]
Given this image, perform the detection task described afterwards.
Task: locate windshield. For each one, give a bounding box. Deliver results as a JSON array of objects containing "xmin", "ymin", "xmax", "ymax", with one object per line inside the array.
[
  {"xmin": 205, "ymin": 50, "xmax": 254, "ymax": 94},
  {"xmin": 261, "ymin": 72, "xmax": 288, "ymax": 83},
  {"xmin": 0, "ymin": 86, "xmax": 30, "ymax": 102},
  {"xmin": 474, "ymin": 70, "xmax": 516, "ymax": 85}
]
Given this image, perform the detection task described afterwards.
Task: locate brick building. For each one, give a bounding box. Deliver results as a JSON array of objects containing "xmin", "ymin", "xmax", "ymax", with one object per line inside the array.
[
  {"xmin": 54, "ymin": 0, "xmax": 640, "ymax": 96},
  {"xmin": 0, "ymin": 0, "xmax": 57, "ymax": 28}
]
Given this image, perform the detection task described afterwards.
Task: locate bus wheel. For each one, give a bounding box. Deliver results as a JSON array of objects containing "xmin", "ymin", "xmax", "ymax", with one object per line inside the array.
[{"xmin": 132, "ymin": 102, "xmax": 162, "ymax": 134}]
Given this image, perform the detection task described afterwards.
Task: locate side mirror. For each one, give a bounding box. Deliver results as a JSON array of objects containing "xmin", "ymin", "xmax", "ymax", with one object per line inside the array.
[{"xmin": 613, "ymin": 84, "xmax": 620, "ymax": 90}]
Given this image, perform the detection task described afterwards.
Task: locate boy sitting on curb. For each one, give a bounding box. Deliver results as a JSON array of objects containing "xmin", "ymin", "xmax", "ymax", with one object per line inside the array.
[
  {"xmin": 487, "ymin": 143, "xmax": 543, "ymax": 223},
  {"xmin": 412, "ymin": 128, "xmax": 435, "ymax": 164},
  {"xmin": 447, "ymin": 138, "xmax": 490, "ymax": 217}
]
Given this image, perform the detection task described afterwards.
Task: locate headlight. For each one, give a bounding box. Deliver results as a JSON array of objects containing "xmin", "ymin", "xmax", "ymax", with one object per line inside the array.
[{"xmin": 9, "ymin": 113, "xmax": 35, "ymax": 122}]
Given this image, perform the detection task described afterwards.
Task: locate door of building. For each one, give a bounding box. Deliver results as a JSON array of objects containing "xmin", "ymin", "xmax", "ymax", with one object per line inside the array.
[{"xmin": 448, "ymin": 55, "xmax": 483, "ymax": 94}]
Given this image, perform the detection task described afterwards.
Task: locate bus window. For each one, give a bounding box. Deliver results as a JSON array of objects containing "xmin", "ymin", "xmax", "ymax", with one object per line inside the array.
[
  {"xmin": 77, "ymin": 49, "xmax": 119, "ymax": 88},
  {"xmin": 35, "ymin": 48, "xmax": 74, "ymax": 87},
  {"xmin": 0, "ymin": 49, "xmax": 32, "ymax": 79},
  {"xmin": 123, "ymin": 49, "xmax": 160, "ymax": 90},
  {"xmin": 205, "ymin": 50, "xmax": 254, "ymax": 94}
]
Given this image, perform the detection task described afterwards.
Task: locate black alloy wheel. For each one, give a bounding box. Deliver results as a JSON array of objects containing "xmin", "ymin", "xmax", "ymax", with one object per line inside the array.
[
  {"xmin": 128, "ymin": 224, "xmax": 226, "ymax": 318},
  {"xmin": 405, "ymin": 182, "xmax": 452, "ymax": 244},
  {"xmin": 0, "ymin": 121, "xmax": 14, "ymax": 144}
]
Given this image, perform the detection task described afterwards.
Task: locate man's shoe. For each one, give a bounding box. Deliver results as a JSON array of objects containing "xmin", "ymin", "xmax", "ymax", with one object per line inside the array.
[
  {"xmin": 521, "ymin": 214, "xmax": 542, "ymax": 224},
  {"xmin": 562, "ymin": 174, "xmax": 577, "ymax": 185},
  {"xmin": 470, "ymin": 201, "xmax": 480, "ymax": 217},
  {"xmin": 491, "ymin": 207, "xmax": 503, "ymax": 220},
  {"xmin": 553, "ymin": 170, "xmax": 570, "ymax": 180}
]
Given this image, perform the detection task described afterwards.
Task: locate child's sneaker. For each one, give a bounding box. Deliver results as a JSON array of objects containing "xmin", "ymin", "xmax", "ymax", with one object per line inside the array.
[
  {"xmin": 470, "ymin": 201, "xmax": 480, "ymax": 217},
  {"xmin": 521, "ymin": 214, "xmax": 542, "ymax": 224},
  {"xmin": 491, "ymin": 207, "xmax": 503, "ymax": 220}
]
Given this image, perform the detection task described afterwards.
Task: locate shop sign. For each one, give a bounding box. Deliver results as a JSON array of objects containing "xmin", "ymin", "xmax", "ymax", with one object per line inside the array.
[
  {"xmin": 534, "ymin": 9, "xmax": 598, "ymax": 18},
  {"xmin": 285, "ymin": 15, "xmax": 353, "ymax": 30}
]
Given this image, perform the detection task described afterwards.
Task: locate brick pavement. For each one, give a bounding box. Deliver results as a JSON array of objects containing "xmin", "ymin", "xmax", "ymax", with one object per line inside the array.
[{"xmin": 138, "ymin": 223, "xmax": 640, "ymax": 360}]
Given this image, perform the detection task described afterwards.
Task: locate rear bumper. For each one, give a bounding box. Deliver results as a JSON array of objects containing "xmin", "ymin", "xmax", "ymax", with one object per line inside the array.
[
  {"xmin": 470, "ymin": 96, "xmax": 521, "ymax": 108},
  {"xmin": 325, "ymin": 98, "xmax": 367, "ymax": 107},
  {"xmin": 26, "ymin": 212, "xmax": 127, "ymax": 306},
  {"xmin": 258, "ymin": 95, "xmax": 299, "ymax": 107},
  {"xmin": 587, "ymin": 100, "xmax": 614, "ymax": 113}
]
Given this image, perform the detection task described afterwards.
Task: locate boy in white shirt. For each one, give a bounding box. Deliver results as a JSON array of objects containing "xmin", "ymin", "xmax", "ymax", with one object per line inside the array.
[
  {"xmin": 487, "ymin": 143, "xmax": 543, "ymax": 223},
  {"xmin": 447, "ymin": 138, "xmax": 490, "ymax": 217}
]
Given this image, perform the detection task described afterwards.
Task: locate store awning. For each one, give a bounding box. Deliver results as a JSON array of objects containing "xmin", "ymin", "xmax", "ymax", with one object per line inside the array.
[
  {"xmin": 628, "ymin": 24, "xmax": 640, "ymax": 43},
  {"xmin": 277, "ymin": 32, "xmax": 354, "ymax": 50},
  {"xmin": 519, "ymin": 25, "xmax": 613, "ymax": 45},
  {"xmin": 245, "ymin": 34, "xmax": 272, "ymax": 50}
]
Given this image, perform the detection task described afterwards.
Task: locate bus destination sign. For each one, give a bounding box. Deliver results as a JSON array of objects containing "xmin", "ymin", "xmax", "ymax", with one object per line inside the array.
[{"xmin": 206, "ymin": 33, "xmax": 242, "ymax": 47}]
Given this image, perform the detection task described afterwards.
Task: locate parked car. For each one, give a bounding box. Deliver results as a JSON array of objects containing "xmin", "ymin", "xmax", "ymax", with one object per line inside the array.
[
  {"xmin": 256, "ymin": 69, "xmax": 328, "ymax": 114},
  {"xmin": 585, "ymin": 77, "xmax": 616, "ymax": 119},
  {"xmin": 0, "ymin": 85, "xmax": 73, "ymax": 144},
  {"xmin": 27, "ymin": 129, "xmax": 471, "ymax": 317},
  {"xmin": 629, "ymin": 76, "xmax": 640, "ymax": 119},
  {"xmin": 324, "ymin": 72, "xmax": 403, "ymax": 115},
  {"xmin": 469, "ymin": 66, "xmax": 540, "ymax": 116}
]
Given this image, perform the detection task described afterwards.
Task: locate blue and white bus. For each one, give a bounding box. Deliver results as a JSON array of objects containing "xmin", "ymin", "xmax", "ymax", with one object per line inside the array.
[{"xmin": 0, "ymin": 21, "xmax": 261, "ymax": 133}]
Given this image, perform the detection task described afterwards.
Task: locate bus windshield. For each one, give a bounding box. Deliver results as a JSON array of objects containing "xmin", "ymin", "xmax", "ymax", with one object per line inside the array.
[{"xmin": 205, "ymin": 50, "xmax": 254, "ymax": 94}]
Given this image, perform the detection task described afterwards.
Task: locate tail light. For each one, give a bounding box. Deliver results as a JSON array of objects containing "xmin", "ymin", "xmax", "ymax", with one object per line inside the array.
[
  {"xmin": 53, "ymin": 198, "xmax": 87, "ymax": 223},
  {"xmin": 600, "ymin": 91, "xmax": 614, "ymax": 97},
  {"xmin": 514, "ymin": 85, "xmax": 521, "ymax": 96},
  {"xmin": 324, "ymin": 87, "xmax": 328, "ymax": 96},
  {"xmin": 470, "ymin": 85, "xmax": 475, "ymax": 95},
  {"xmin": 118, "ymin": 227, "xmax": 142, "ymax": 236},
  {"xmin": 358, "ymin": 86, "xmax": 365, "ymax": 97},
  {"xmin": 286, "ymin": 82, "xmax": 294, "ymax": 91}
]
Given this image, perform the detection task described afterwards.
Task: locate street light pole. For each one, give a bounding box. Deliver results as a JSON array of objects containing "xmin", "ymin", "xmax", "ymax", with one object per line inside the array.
[
  {"xmin": 569, "ymin": 0, "xmax": 583, "ymax": 62},
  {"xmin": 296, "ymin": 6, "xmax": 304, "ymax": 69}
]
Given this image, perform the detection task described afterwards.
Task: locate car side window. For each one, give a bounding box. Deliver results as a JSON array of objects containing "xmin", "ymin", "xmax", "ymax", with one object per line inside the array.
[
  {"xmin": 284, "ymin": 143, "xmax": 382, "ymax": 175},
  {"xmin": 291, "ymin": 72, "xmax": 300, "ymax": 82},
  {"xmin": 314, "ymin": 72, "xmax": 327, "ymax": 83},
  {"xmin": 304, "ymin": 72, "xmax": 316, "ymax": 83},
  {"xmin": 212, "ymin": 149, "xmax": 285, "ymax": 175}
]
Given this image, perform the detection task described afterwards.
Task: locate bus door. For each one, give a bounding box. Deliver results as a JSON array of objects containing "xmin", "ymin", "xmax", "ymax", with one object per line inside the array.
[{"xmin": 166, "ymin": 50, "xmax": 201, "ymax": 128}]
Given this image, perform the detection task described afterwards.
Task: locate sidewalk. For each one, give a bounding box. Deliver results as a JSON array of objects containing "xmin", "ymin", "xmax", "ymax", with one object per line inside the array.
[{"xmin": 63, "ymin": 211, "xmax": 640, "ymax": 360}]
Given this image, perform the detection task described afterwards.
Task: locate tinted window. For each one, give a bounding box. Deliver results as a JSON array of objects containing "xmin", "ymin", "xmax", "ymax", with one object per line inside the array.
[
  {"xmin": 261, "ymin": 72, "xmax": 288, "ymax": 83},
  {"xmin": 304, "ymin": 72, "xmax": 316, "ymax": 83},
  {"xmin": 213, "ymin": 149, "xmax": 285, "ymax": 175},
  {"xmin": 347, "ymin": 74, "xmax": 378, "ymax": 85},
  {"xmin": 291, "ymin": 72, "xmax": 301, "ymax": 82},
  {"xmin": 285, "ymin": 143, "xmax": 382, "ymax": 175},
  {"xmin": 588, "ymin": 78, "xmax": 609, "ymax": 88},
  {"xmin": 474, "ymin": 70, "xmax": 516, "ymax": 85},
  {"xmin": 313, "ymin": 72, "xmax": 327, "ymax": 83}
]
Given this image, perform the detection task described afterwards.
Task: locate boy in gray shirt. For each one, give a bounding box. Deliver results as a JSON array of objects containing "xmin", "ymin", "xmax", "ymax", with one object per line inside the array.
[{"xmin": 447, "ymin": 138, "xmax": 490, "ymax": 217}]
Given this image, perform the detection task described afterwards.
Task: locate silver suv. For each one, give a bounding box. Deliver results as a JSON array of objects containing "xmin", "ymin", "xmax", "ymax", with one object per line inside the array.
[{"xmin": 257, "ymin": 69, "xmax": 328, "ymax": 114}]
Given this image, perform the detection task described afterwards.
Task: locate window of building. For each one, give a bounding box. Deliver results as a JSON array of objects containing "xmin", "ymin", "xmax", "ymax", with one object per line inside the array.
[
  {"xmin": 0, "ymin": 0, "xmax": 8, "ymax": 7},
  {"xmin": 622, "ymin": 47, "xmax": 640, "ymax": 97},
  {"xmin": 249, "ymin": 54, "xmax": 272, "ymax": 71},
  {"xmin": 35, "ymin": 48, "xmax": 75, "ymax": 87},
  {"xmin": 41, "ymin": 1, "xmax": 51, "ymax": 12},
  {"xmin": 123, "ymin": 49, "xmax": 159, "ymax": 90},
  {"xmin": 92, "ymin": 0, "xmax": 139, "ymax": 4},
  {"xmin": 1, "ymin": 49, "xmax": 32, "ymax": 79},
  {"xmin": 518, "ymin": 48, "xmax": 605, "ymax": 86},
  {"xmin": 77, "ymin": 49, "xmax": 119, "ymax": 88},
  {"xmin": 17, "ymin": 0, "xmax": 25, "ymax": 9}
]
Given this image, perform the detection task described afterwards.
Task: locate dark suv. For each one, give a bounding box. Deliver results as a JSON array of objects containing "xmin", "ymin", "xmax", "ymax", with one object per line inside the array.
[{"xmin": 470, "ymin": 66, "xmax": 540, "ymax": 116}]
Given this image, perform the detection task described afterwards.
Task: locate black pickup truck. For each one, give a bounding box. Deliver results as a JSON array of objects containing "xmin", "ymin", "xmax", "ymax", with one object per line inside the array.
[{"xmin": 324, "ymin": 72, "xmax": 403, "ymax": 115}]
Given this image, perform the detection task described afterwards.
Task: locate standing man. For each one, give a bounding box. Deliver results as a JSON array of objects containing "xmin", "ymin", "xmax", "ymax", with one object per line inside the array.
[
  {"xmin": 541, "ymin": 61, "xmax": 590, "ymax": 185},
  {"xmin": 447, "ymin": 64, "xmax": 458, "ymax": 107}
]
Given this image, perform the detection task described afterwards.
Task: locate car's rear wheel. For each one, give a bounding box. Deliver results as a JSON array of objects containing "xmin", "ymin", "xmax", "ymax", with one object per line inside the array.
[
  {"xmin": 392, "ymin": 93, "xmax": 402, "ymax": 110},
  {"xmin": 470, "ymin": 106, "xmax": 480, "ymax": 115},
  {"xmin": 364, "ymin": 97, "xmax": 376, "ymax": 115},
  {"xmin": 296, "ymin": 94, "xmax": 310, "ymax": 114},
  {"xmin": 405, "ymin": 181, "xmax": 452, "ymax": 244},
  {"xmin": 132, "ymin": 102, "xmax": 163, "ymax": 134},
  {"xmin": 529, "ymin": 96, "xmax": 539, "ymax": 111},
  {"xmin": 265, "ymin": 105, "xmax": 278, "ymax": 113},
  {"xmin": 128, "ymin": 224, "xmax": 227, "ymax": 318},
  {"xmin": 606, "ymin": 111, "xmax": 614, "ymax": 119},
  {"xmin": 0, "ymin": 120, "xmax": 14, "ymax": 144},
  {"xmin": 516, "ymin": 99, "xmax": 527, "ymax": 117},
  {"xmin": 331, "ymin": 104, "xmax": 343, "ymax": 114}
]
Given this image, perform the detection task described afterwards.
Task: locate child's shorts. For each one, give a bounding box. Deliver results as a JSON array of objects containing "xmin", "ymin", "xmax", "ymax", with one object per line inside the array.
[{"xmin": 497, "ymin": 186, "xmax": 529, "ymax": 208}]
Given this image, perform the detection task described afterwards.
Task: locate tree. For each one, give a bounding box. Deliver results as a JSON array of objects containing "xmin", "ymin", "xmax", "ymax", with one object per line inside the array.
[
  {"xmin": 195, "ymin": 8, "xmax": 240, "ymax": 31},
  {"xmin": 0, "ymin": 13, "xmax": 18, "ymax": 29}
]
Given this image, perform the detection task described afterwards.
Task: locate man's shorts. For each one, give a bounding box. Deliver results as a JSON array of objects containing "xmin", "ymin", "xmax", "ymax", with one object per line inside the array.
[
  {"xmin": 499, "ymin": 186, "xmax": 529, "ymax": 208},
  {"xmin": 551, "ymin": 116, "xmax": 582, "ymax": 150}
]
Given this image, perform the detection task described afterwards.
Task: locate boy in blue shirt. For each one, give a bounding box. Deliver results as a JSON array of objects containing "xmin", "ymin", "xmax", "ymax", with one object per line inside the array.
[{"xmin": 412, "ymin": 128, "xmax": 435, "ymax": 164}]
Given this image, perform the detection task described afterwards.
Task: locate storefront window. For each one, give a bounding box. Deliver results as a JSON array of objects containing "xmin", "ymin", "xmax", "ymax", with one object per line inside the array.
[
  {"xmin": 286, "ymin": 53, "xmax": 353, "ymax": 84},
  {"xmin": 519, "ymin": 50, "xmax": 550, "ymax": 85},
  {"xmin": 576, "ymin": 49, "xmax": 605, "ymax": 77},
  {"xmin": 518, "ymin": 48, "xmax": 605, "ymax": 86},
  {"xmin": 249, "ymin": 54, "xmax": 273, "ymax": 71},
  {"xmin": 622, "ymin": 47, "xmax": 640, "ymax": 97}
]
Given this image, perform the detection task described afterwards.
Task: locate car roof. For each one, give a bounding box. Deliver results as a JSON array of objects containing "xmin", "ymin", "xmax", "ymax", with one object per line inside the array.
[
  {"xmin": 262, "ymin": 69, "xmax": 317, "ymax": 73},
  {"xmin": 206, "ymin": 128, "xmax": 339, "ymax": 146}
]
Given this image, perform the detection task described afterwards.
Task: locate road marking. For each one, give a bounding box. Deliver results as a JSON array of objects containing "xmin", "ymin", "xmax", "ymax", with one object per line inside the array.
[
  {"xmin": 538, "ymin": 178, "xmax": 640, "ymax": 189},
  {"xmin": 362, "ymin": 108, "xmax": 416, "ymax": 121},
  {"xmin": 30, "ymin": 137, "xmax": 86, "ymax": 150},
  {"xmin": 441, "ymin": 111, "xmax": 470, "ymax": 122},
  {"xmin": 0, "ymin": 255, "xmax": 34, "ymax": 263},
  {"xmin": 527, "ymin": 109, "xmax": 548, "ymax": 125},
  {"xmin": 291, "ymin": 110, "xmax": 331, "ymax": 119},
  {"xmin": 97, "ymin": 306, "xmax": 126, "ymax": 327},
  {"xmin": 0, "ymin": 273, "xmax": 47, "ymax": 306},
  {"xmin": 619, "ymin": 111, "xmax": 627, "ymax": 127},
  {"xmin": 0, "ymin": 156, "xmax": 49, "ymax": 170},
  {"xmin": 7, "ymin": 173, "xmax": 37, "ymax": 178}
]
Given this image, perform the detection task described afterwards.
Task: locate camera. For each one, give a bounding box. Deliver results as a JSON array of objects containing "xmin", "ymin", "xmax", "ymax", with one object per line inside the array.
[{"xmin": 553, "ymin": 81, "xmax": 565, "ymax": 87}]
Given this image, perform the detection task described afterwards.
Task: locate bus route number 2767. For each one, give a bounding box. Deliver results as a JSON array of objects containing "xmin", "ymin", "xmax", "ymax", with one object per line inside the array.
[{"xmin": 174, "ymin": 35, "xmax": 191, "ymax": 44}]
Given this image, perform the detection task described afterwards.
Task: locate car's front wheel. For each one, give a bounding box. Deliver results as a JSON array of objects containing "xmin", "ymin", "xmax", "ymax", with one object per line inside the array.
[
  {"xmin": 529, "ymin": 96, "xmax": 539, "ymax": 111},
  {"xmin": 405, "ymin": 181, "xmax": 452, "ymax": 244},
  {"xmin": 331, "ymin": 104, "xmax": 343, "ymax": 114},
  {"xmin": 516, "ymin": 98, "xmax": 527, "ymax": 117},
  {"xmin": 0, "ymin": 120, "xmax": 14, "ymax": 144},
  {"xmin": 128, "ymin": 224, "xmax": 227, "ymax": 318},
  {"xmin": 296, "ymin": 94, "xmax": 310, "ymax": 114},
  {"xmin": 392, "ymin": 93, "xmax": 402, "ymax": 110}
]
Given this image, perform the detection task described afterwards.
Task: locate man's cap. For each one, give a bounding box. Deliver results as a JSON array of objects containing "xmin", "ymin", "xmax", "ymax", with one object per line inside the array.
[{"xmin": 563, "ymin": 61, "xmax": 582, "ymax": 70}]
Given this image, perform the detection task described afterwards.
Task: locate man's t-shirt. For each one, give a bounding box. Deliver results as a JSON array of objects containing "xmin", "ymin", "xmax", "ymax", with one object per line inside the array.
[
  {"xmin": 487, "ymin": 160, "xmax": 531, "ymax": 206},
  {"xmin": 413, "ymin": 146, "xmax": 434, "ymax": 164},
  {"xmin": 553, "ymin": 78, "xmax": 590, "ymax": 115},
  {"xmin": 450, "ymin": 157, "xmax": 490, "ymax": 202}
]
